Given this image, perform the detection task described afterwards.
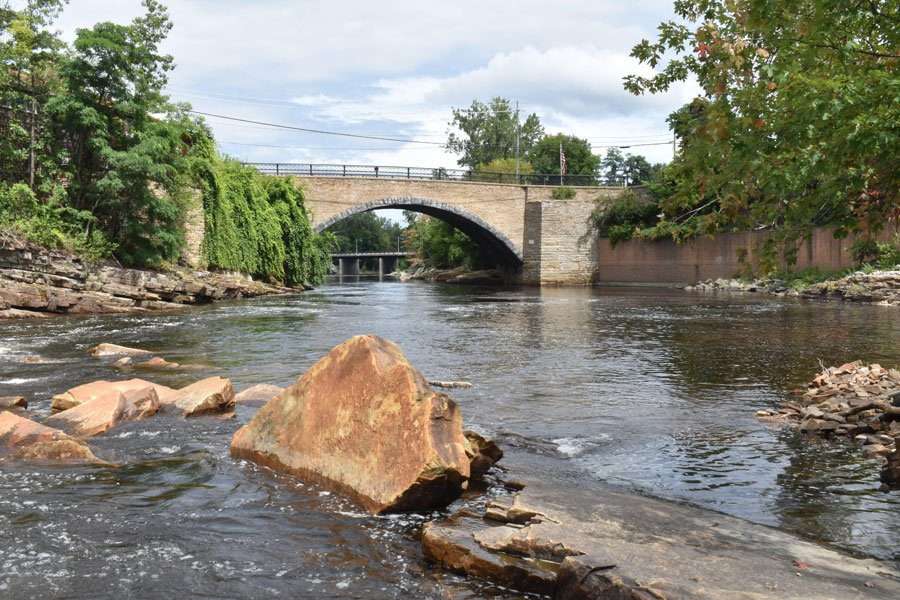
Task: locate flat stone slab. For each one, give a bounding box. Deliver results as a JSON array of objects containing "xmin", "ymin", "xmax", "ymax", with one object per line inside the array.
[{"xmin": 424, "ymin": 476, "xmax": 900, "ymax": 599}]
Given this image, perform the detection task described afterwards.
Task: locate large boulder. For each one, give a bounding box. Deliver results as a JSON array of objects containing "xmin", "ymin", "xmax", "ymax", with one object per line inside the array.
[
  {"xmin": 161, "ymin": 376, "xmax": 234, "ymax": 417},
  {"xmin": 0, "ymin": 412, "xmax": 99, "ymax": 462},
  {"xmin": 230, "ymin": 335, "xmax": 471, "ymax": 513},
  {"xmin": 46, "ymin": 387, "xmax": 160, "ymax": 437},
  {"xmin": 51, "ymin": 378, "xmax": 174, "ymax": 412}
]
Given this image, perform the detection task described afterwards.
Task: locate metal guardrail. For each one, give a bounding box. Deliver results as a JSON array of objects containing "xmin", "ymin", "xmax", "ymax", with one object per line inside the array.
[
  {"xmin": 243, "ymin": 162, "xmax": 600, "ymax": 187},
  {"xmin": 331, "ymin": 251, "xmax": 414, "ymax": 258}
]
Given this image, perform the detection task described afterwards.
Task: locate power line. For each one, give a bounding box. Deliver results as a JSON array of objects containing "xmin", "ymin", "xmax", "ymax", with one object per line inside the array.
[{"xmin": 188, "ymin": 110, "xmax": 445, "ymax": 145}]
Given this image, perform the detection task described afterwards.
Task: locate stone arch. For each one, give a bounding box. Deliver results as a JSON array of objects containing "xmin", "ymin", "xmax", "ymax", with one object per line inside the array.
[{"xmin": 315, "ymin": 196, "xmax": 523, "ymax": 268}]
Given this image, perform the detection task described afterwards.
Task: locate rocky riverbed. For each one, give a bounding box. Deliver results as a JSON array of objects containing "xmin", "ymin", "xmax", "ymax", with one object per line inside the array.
[
  {"xmin": 4, "ymin": 336, "xmax": 900, "ymax": 599},
  {"xmin": 0, "ymin": 234, "xmax": 290, "ymax": 319},
  {"xmin": 756, "ymin": 361, "xmax": 900, "ymax": 490},
  {"xmin": 686, "ymin": 269, "xmax": 900, "ymax": 305}
]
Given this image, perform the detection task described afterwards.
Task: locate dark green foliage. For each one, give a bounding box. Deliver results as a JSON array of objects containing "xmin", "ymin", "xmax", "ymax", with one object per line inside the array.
[
  {"xmin": 592, "ymin": 190, "xmax": 661, "ymax": 246},
  {"xmin": 625, "ymin": 1, "xmax": 900, "ymax": 256},
  {"xmin": 551, "ymin": 186, "xmax": 576, "ymax": 200},
  {"xmin": 852, "ymin": 237, "xmax": 900, "ymax": 269},
  {"xmin": 325, "ymin": 212, "xmax": 402, "ymax": 253},
  {"xmin": 446, "ymin": 98, "xmax": 543, "ymax": 169},
  {"xmin": 404, "ymin": 214, "xmax": 481, "ymax": 270},
  {"xmin": 0, "ymin": 182, "xmax": 115, "ymax": 260},
  {"xmin": 528, "ymin": 134, "xmax": 599, "ymax": 179},
  {"xmin": 600, "ymin": 148, "xmax": 663, "ymax": 186},
  {"xmin": 193, "ymin": 155, "xmax": 332, "ymax": 286}
]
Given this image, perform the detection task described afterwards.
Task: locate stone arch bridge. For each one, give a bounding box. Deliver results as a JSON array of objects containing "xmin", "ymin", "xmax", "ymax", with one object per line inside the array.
[{"xmin": 282, "ymin": 172, "xmax": 630, "ymax": 285}]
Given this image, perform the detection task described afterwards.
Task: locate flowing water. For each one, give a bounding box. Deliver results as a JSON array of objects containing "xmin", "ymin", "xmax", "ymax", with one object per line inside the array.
[{"xmin": 1, "ymin": 280, "xmax": 899, "ymax": 598}]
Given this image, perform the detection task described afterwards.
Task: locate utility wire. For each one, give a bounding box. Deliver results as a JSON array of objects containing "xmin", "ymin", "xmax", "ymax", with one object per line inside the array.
[{"xmin": 188, "ymin": 110, "xmax": 445, "ymax": 145}]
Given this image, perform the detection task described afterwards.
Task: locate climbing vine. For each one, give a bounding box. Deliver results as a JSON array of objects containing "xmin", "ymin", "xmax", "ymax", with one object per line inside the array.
[{"xmin": 191, "ymin": 141, "xmax": 333, "ymax": 286}]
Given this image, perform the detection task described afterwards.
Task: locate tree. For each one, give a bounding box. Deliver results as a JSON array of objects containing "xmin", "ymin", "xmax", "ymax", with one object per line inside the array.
[
  {"xmin": 404, "ymin": 215, "xmax": 481, "ymax": 269},
  {"xmin": 325, "ymin": 211, "xmax": 402, "ymax": 253},
  {"xmin": 625, "ymin": 1, "xmax": 900, "ymax": 254},
  {"xmin": 529, "ymin": 134, "xmax": 600, "ymax": 180},
  {"xmin": 0, "ymin": 0, "xmax": 67, "ymax": 190},
  {"xmin": 600, "ymin": 148, "xmax": 626, "ymax": 185},
  {"xmin": 446, "ymin": 97, "xmax": 543, "ymax": 169},
  {"xmin": 45, "ymin": 0, "xmax": 197, "ymax": 265}
]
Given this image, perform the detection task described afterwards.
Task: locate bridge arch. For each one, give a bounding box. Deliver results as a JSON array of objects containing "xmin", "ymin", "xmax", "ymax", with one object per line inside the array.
[{"xmin": 314, "ymin": 196, "xmax": 523, "ymax": 268}]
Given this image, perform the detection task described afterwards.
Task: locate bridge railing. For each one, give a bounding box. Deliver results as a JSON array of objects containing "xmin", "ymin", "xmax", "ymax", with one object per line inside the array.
[{"xmin": 243, "ymin": 162, "xmax": 601, "ymax": 187}]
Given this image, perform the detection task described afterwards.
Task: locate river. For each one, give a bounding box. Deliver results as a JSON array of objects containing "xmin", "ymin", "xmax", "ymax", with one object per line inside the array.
[{"xmin": 1, "ymin": 280, "xmax": 899, "ymax": 598}]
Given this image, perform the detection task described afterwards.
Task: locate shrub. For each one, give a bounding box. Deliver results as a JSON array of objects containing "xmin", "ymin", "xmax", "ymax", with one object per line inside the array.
[
  {"xmin": 551, "ymin": 186, "xmax": 576, "ymax": 200},
  {"xmin": 852, "ymin": 236, "xmax": 900, "ymax": 270},
  {"xmin": 591, "ymin": 190, "xmax": 659, "ymax": 245}
]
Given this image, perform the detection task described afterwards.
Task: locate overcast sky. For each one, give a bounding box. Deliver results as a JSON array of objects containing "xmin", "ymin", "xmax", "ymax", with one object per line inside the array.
[{"xmin": 51, "ymin": 0, "xmax": 698, "ymax": 169}]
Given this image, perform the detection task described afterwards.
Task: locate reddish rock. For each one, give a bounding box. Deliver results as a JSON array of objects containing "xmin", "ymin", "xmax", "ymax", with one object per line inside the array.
[
  {"xmin": 230, "ymin": 335, "xmax": 471, "ymax": 514},
  {"xmin": 88, "ymin": 343, "xmax": 151, "ymax": 358},
  {"xmin": 464, "ymin": 430, "xmax": 503, "ymax": 479},
  {"xmin": 234, "ymin": 384, "xmax": 284, "ymax": 405},
  {"xmin": 46, "ymin": 387, "xmax": 160, "ymax": 437},
  {"xmin": 51, "ymin": 378, "xmax": 175, "ymax": 411},
  {"xmin": 162, "ymin": 376, "xmax": 234, "ymax": 416},
  {"xmin": 0, "ymin": 412, "xmax": 99, "ymax": 462},
  {"xmin": 134, "ymin": 356, "xmax": 180, "ymax": 370},
  {"xmin": 0, "ymin": 396, "xmax": 28, "ymax": 411}
]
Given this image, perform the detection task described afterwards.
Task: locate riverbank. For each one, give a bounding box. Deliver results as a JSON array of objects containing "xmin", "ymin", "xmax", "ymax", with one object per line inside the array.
[
  {"xmin": 685, "ymin": 268, "xmax": 900, "ymax": 306},
  {"xmin": 0, "ymin": 234, "xmax": 292, "ymax": 319}
]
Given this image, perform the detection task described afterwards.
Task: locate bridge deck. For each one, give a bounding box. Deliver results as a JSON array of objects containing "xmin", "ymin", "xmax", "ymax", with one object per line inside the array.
[{"xmin": 330, "ymin": 252, "xmax": 414, "ymax": 258}]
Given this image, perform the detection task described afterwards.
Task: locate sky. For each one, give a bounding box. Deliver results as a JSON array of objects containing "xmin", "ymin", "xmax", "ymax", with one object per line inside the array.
[{"xmin": 48, "ymin": 0, "xmax": 699, "ymax": 172}]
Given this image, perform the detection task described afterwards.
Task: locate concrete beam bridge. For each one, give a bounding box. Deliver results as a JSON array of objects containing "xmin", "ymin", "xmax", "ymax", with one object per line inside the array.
[
  {"xmin": 248, "ymin": 163, "xmax": 635, "ymax": 285},
  {"xmin": 331, "ymin": 251, "xmax": 414, "ymax": 279}
]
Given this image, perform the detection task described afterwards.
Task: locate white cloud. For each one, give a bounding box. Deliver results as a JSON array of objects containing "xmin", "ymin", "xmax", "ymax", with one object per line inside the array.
[{"xmin": 47, "ymin": 0, "xmax": 694, "ymax": 167}]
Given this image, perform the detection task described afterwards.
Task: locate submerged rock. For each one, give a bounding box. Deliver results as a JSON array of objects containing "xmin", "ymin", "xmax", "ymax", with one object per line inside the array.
[
  {"xmin": 88, "ymin": 343, "xmax": 152, "ymax": 358},
  {"xmin": 0, "ymin": 396, "xmax": 28, "ymax": 411},
  {"xmin": 234, "ymin": 384, "xmax": 284, "ymax": 405},
  {"xmin": 46, "ymin": 387, "xmax": 159, "ymax": 437},
  {"xmin": 133, "ymin": 356, "xmax": 181, "ymax": 370},
  {"xmin": 51, "ymin": 378, "xmax": 175, "ymax": 412},
  {"xmin": 882, "ymin": 450, "xmax": 900, "ymax": 488},
  {"xmin": 422, "ymin": 515, "xmax": 558, "ymax": 596},
  {"xmin": 162, "ymin": 376, "xmax": 234, "ymax": 417},
  {"xmin": 0, "ymin": 412, "xmax": 99, "ymax": 462},
  {"xmin": 230, "ymin": 335, "xmax": 471, "ymax": 514}
]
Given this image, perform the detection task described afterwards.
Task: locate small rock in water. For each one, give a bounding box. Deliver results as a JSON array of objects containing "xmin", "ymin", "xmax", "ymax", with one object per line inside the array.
[
  {"xmin": 51, "ymin": 378, "xmax": 175, "ymax": 412},
  {"xmin": 233, "ymin": 384, "xmax": 284, "ymax": 406},
  {"xmin": 161, "ymin": 377, "xmax": 235, "ymax": 417},
  {"xmin": 88, "ymin": 343, "xmax": 152, "ymax": 357},
  {"xmin": 134, "ymin": 356, "xmax": 181, "ymax": 370},
  {"xmin": 0, "ymin": 396, "xmax": 27, "ymax": 410},
  {"xmin": 0, "ymin": 412, "xmax": 100, "ymax": 462},
  {"xmin": 46, "ymin": 387, "xmax": 160, "ymax": 437},
  {"xmin": 428, "ymin": 380, "xmax": 473, "ymax": 389}
]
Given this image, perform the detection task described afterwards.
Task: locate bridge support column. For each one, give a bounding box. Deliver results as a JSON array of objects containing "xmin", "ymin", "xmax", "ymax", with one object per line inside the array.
[{"xmin": 378, "ymin": 257, "xmax": 384, "ymax": 280}]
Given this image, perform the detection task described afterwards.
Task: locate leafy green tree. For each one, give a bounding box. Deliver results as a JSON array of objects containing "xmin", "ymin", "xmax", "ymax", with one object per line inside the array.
[
  {"xmin": 0, "ymin": 0, "xmax": 67, "ymax": 190},
  {"xmin": 446, "ymin": 97, "xmax": 543, "ymax": 169},
  {"xmin": 625, "ymin": 0, "xmax": 900, "ymax": 254},
  {"xmin": 529, "ymin": 134, "xmax": 600, "ymax": 180},
  {"xmin": 476, "ymin": 157, "xmax": 534, "ymax": 175},
  {"xmin": 405, "ymin": 215, "xmax": 481, "ymax": 269},
  {"xmin": 45, "ymin": 0, "xmax": 196, "ymax": 266},
  {"xmin": 325, "ymin": 211, "xmax": 403, "ymax": 253}
]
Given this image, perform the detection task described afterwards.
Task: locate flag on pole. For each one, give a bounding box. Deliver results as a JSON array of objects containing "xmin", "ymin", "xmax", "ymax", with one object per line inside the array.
[{"xmin": 559, "ymin": 143, "xmax": 567, "ymax": 176}]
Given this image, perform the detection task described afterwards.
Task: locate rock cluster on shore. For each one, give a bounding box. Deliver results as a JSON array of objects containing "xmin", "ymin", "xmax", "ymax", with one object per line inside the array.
[
  {"xmin": 756, "ymin": 361, "xmax": 900, "ymax": 488},
  {"xmin": 0, "ymin": 235, "xmax": 291, "ymax": 318},
  {"xmin": 686, "ymin": 269, "xmax": 900, "ymax": 305}
]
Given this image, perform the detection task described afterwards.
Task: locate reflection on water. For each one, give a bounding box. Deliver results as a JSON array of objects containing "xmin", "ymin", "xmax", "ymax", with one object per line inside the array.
[{"xmin": 1, "ymin": 281, "xmax": 899, "ymax": 598}]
